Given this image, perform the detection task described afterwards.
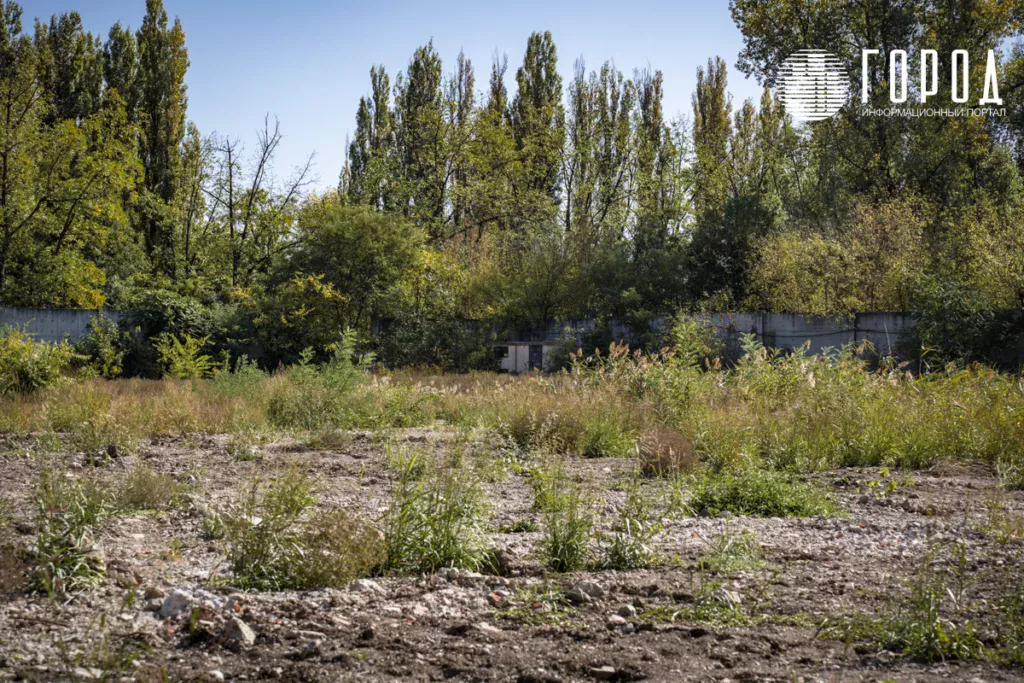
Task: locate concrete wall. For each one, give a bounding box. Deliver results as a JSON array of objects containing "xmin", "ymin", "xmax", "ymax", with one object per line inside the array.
[
  {"xmin": 697, "ymin": 312, "xmax": 917, "ymax": 359},
  {"xmin": 0, "ymin": 308, "xmax": 122, "ymax": 344}
]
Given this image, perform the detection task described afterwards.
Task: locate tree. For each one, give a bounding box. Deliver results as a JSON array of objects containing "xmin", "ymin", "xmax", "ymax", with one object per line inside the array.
[
  {"xmin": 208, "ymin": 117, "xmax": 315, "ymax": 289},
  {"xmin": 135, "ymin": 0, "xmax": 188, "ymax": 274}
]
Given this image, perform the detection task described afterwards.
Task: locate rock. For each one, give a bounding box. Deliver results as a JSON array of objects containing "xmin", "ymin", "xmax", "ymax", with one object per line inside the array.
[
  {"xmin": 858, "ymin": 494, "xmax": 871, "ymax": 505},
  {"xmin": 472, "ymin": 621, "xmax": 503, "ymax": 636},
  {"xmin": 221, "ymin": 617, "xmax": 256, "ymax": 647},
  {"xmin": 360, "ymin": 625, "xmax": 376, "ymax": 641},
  {"xmin": 564, "ymin": 588, "xmax": 591, "ymax": 606},
  {"xmin": 144, "ymin": 586, "xmax": 166, "ymax": 600},
  {"xmin": 350, "ymin": 578, "xmax": 385, "ymax": 594},
  {"xmin": 606, "ymin": 614, "xmax": 627, "ymax": 626},
  {"xmin": 158, "ymin": 590, "xmax": 193, "ymax": 619},
  {"xmin": 73, "ymin": 667, "xmax": 103, "ymax": 680},
  {"xmin": 206, "ymin": 671, "xmax": 225, "ymax": 682},
  {"xmin": 486, "ymin": 592, "xmax": 504, "ymax": 606},
  {"xmin": 617, "ymin": 604, "xmax": 637, "ymax": 618},
  {"xmin": 590, "ymin": 666, "xmax": 616, "ymax": 680},
  {"xmin": 143, "ymin": 598, "xmax": 164, "ymax": 612},
  {"xmin": 409, "ymin": 604, "xmax": 429, "ymax": 617},
  {"xmin": 574, "ymin": 580, "xmax": 605, "ymax": 599},
  {"xmin": 106, "ymin": 444, "xmax": 118, "ymax": 458}
]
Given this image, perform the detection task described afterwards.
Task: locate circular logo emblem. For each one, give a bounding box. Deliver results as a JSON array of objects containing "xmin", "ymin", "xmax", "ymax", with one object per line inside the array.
[{"xmin": 779, "ymin": 49, "xmax": 849, "ymax": 121}]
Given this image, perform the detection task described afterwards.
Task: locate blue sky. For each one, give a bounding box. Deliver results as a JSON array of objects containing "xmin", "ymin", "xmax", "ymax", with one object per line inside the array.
[{"xmin": 24, "ymin": 0, "xmax": 764, "ymax": 189}]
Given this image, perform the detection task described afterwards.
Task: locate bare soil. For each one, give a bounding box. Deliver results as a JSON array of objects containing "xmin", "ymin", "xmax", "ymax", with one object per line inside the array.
[{"xmin": 1, "ymin": 431, "xmax": 1022, "ymax": 682}]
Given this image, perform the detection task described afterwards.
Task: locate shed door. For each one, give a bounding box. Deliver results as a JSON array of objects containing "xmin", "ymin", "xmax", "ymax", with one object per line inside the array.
[{"xmin": 528, "ymin": 344, "xmax": 543, "ymax": 370}]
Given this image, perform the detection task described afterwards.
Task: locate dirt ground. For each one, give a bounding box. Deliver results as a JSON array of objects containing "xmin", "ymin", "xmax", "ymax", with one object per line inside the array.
[{"xmin": 1, "ymin": 430, "xmax": 1023, "ymax": 682}]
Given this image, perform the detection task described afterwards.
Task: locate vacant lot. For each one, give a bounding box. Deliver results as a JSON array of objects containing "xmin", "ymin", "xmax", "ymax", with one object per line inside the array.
[{"xmin": 1, "ymin": 341, "xmax": 1023, "ymax": 682}]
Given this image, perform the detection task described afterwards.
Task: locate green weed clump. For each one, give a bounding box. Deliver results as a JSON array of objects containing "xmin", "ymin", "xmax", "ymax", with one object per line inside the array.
[
  {"xmin": 688, "ymin": 465, "xmax": 837, "ymax": 518},
  {"xmin": 382, "ymin": 444, "xmax": 491, "ymax": 573},
  {"xmin": 31, "ymin": 468, "xmax": 110, "ymax": 595},
  {"xmin": 602, "ymin": 473, "xmax": 663, "ymax": 569},
  {"xmin": 821, "ymin": 544, "xmax": 986, "ymax": 663},
  {"xmin": 113, "ymin": 464, "xmax": 187, "ymax": 512},
  {"xmin": 697, "ymin": 522, "xmax": 765, "ymax": 573},
  {"xmin": 267, "ymin": 332, "xmax": 373, "ymax": 430},
  {"xmin": 214, "ymin": 471, "xmax": 382, "ymax": 590},
  {"xmin": 532, "ymin": 458, "xmax": 593, "ymax": 572}
]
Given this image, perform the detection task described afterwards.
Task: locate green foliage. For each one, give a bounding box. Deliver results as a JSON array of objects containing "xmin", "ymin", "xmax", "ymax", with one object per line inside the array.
[
  {"xmin": 31, "ymin": 467, "xmax": 109, "ymax": 595},
  {"xmin": 213, "ymin": 471, "xmax": 379, "ymax": 590},
  {"xmin": 912, "ymin": 278, "xmax": 1021, "ymax": 368},
  {"xmin": 669, "ymin": 314, "xmax": 722, "ymax": 369},
  {"xmin": 821, "ymin": 544, "xmax": 986, "ymax": 663},
  {"xmin": 0, "ymin": 326, "xmax": 76, "ymax": 396},
  {"xmin": 382, "ymin": 445, "xmax": 492, "ymax": 573},
  {"xmin": 697, "ymin": 521, "xmax": 765, "ymax": 573},
  {"xmin": 267, "ymin": 331, "xmax": 374, "ymax": 430},
  {"xmin": 113, "ymin": 463, "xmax": 186, "ymax": 512},
  {"xmin": 688, "ymin": 464, "xmax": 837, "ymax": 518},
  {"xmin": 75, "ymin": 315, "xmax": 127, "ymax": 379},
  {"xmin": 602, "ymin": 473, "xmax": 663, "ymax": 569},
  {"xmin": 153, "ymin": 333, "xmax": 215, "ymax": 379},
  {"xmin": 532, "ymin": 458, "xmax": 593, "ymax": 572}
]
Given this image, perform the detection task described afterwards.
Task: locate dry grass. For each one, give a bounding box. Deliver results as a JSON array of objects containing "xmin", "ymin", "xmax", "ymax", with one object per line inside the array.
[{"xmin": 637, "ymin": 428, "xmax": 697, "ymax": 476}]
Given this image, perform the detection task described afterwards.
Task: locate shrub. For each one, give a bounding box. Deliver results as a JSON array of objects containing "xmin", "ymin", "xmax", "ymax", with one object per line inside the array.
[
  {"xmin": 153, "ymin": 333, "xmax": 216, "ymax": 379},
  {"xmin": 120, "ymin": 289, "xmax": 215, "ymax": 378},
  {"xmin": 267, "ymin": 332, "xmax": 373, "ymax": 430},
  {"xmin": 75, "ymin": 315, "xmax": 127, "ymax": 379},
  {"xmin": 208, "ymin": 355, "xmax": 265, "ymax": 397},
  {"xmin": 0, "ymin": 326, "xmax": 76, "ymax": 396},
  {"xmin": 669, "ymin": 314, "xmax": 723, "ymax": 369},
  {"xmin": 911, "ymin": 278, "xmax": 1021, "ymax": 368},
  {"xmin": 688, "ymin": 465, "xmax": 837, "ymax": 518}
]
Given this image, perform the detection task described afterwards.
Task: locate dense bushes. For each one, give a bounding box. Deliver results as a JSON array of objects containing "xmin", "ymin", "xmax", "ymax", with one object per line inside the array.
[{"xmin": 0, "ymin": 326, "xmax": 76, "ymax": 396}]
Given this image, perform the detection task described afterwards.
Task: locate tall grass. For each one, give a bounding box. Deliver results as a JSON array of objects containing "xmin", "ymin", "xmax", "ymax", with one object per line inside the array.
[{"xmin": 0, "ymin": 325, "xmax": 1020, "ymax": 480}]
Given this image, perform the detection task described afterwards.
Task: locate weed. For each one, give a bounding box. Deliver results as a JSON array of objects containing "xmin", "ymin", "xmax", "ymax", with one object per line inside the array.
[
  {"xmin": 382, "ymin": 448, "xmax": 491, "ymax": 573},
  {"xmin": 225, "ymin": 428, "xmax": 267, "ymax": 462},
  {"xmin": 218, "ymin": 471, "xmax": 317, "ymax": 590},
  {"xmin": 0, "ymin": 326, "xmax": 77, "ymax": 396},
  {"xmin": 497, "ymin": 582, "xmax": 579, "ymax": 627},
  {"xmin": 697, "ymin": 522, "xmax": 766, "ymax": 573},
  {"xmin": 601, "ymin": 473, "xmax": 663, "ymax": 569},
  {"xmin": 820, "ymin": 543, "xmax": 986, "ymax": 662},
  {"xmin": 113, "ymin": 464, "xmax": 186, "ymax": 512},
  {"xmin": 688, "ymin": 465, "xmax": 837, "ymax": 518},
  {"xmin": 154, "ymin": 333, "xmax": 216, "ymax": 380},
  {"xmin": 637, "ymin": 428, "xmax": 696, "ymax": 476},
  {"xmin": 31, "ymin": 468, "xmax": 109, "ymax": 595},
  {"xmin": 299, "ymin": 509, "xmax": 385, "ymax": 586},
  {"xmin": 532, "ymin": 458, "xmax": 593, "ymax": 572},
  {"xmin": 500, "ymin": 518, "xmax": 539, "ymax": 533},
  {"xmin": 304, "ymin": 428, "xmax": 353, "ymax": 451}
]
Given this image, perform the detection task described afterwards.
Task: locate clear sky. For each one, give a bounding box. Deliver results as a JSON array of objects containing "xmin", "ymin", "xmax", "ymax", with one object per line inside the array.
[{"xmin": 23, "ymin": 0, "xmax": 764, "ymax": 189}]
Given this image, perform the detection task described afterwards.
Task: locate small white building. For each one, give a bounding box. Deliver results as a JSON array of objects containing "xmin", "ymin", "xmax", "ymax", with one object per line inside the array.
[{"xmin": 499, "ymin": 342, "xmax": 558, "ymax": 373}]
